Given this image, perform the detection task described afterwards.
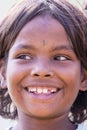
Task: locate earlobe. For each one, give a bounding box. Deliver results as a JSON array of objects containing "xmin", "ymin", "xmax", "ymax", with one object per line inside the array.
[
  {"xmin": 80, "ymin": 69, "xmax": 87, "ymax": 91},
  {"xmin": 0, "ymin": 59, "xmax": 7, "ymax": 89}
]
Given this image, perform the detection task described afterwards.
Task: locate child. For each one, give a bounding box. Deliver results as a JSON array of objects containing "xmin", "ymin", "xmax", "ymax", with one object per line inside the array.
[{"xmin": 0, "ymin": 0, "xmax": 87, "ymax": 130}]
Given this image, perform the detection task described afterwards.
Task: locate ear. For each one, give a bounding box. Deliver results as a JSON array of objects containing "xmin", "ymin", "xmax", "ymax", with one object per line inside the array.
[
  {"xmin": 80, "ymin": 69, "xmax": 87, "ymax": 91},
  {"xmin": 0, "ymin": 59, "xmax": 7, "ymax": 89}
]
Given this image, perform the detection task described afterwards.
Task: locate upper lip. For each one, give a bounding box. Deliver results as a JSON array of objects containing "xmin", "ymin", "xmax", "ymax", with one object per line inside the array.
[{"xmin": 22, "ymin": 82, "xmax": 62, "ymax": 90}]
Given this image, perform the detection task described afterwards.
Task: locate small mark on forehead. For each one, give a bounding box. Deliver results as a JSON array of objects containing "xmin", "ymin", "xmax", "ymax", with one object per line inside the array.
[{"xmin": 42, "ymin": 40, "xmax": 46, "ymax": 46}]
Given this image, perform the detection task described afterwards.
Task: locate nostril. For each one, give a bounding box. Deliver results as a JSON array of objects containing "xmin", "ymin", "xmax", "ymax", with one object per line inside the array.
[
  {"xmin": 34, "ymin": 74, "xmax": 39, "ymax": 76},
  {"xmin": 45, "ymin": 74, "xmax": 51, "ymax": 77},
  {"xmin": 33, "ymin": 74, "xmax": 52, "ymax": 77},
  {"xmin": 31, "ymin": 71, "xmax": 54, "ymax": 77}
]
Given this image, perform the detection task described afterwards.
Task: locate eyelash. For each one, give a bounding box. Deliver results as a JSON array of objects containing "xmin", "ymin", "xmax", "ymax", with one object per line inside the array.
[
  {"xmin": 54, "ymin": 55, "xmax": 71, "ymax": 61},
  {"xmin": 16, "ymin": 54, "xmax": 32, "ymax": 60},
  {"xmin": 16, "ymin": 54, "xmax": 71, "ymax": 61}
]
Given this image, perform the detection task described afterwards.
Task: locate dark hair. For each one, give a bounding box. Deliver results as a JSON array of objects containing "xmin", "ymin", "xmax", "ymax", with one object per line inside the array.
[{"xmin": 0, "ymin": 0, "xmax": 87, "ymax": 124}]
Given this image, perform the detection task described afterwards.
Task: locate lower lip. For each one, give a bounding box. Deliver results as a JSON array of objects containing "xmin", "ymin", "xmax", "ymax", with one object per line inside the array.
[{"xmin": 25, "ymin": 90, "xmax": 61, "ymax": 100}]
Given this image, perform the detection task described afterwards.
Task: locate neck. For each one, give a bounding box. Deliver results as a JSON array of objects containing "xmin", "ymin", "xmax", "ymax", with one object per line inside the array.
[{"xmin": 13, "ymin": 112, "xmax": 76, "ymax": 130}]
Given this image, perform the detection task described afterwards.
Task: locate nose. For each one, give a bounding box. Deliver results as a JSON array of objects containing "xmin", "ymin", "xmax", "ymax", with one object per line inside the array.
[{"xmin": 31, "ymin": 62, "xmax": 54, "ymax": 78}]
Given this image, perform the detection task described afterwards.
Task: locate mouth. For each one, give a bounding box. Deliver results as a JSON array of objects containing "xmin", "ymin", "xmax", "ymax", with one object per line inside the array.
[
  {"xmin": 23, "ymin": 83, "xmax": 62, "ymax": 101},
  {"xmin": 24, "ymin": 84, "xmax": 61, "ymax": 96},
  {"xmin": 25, "ymin": 87, "xmax": 60, "ymax": 94}
]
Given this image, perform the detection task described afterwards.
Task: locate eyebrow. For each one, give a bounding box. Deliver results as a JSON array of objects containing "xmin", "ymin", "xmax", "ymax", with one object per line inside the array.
[
  {"xmin": 51, "ymin": 45, "xmax": 74, "ymax": 52},
  {"xmin": 12, "ymin": 44, "xmax": 74, "ymax": 53},
  {"xmin": 12, "ymin": 44, "xmax": 37, "ymax": 51}
]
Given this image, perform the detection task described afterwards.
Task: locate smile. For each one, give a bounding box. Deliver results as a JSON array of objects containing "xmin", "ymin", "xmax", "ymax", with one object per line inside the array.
[
  {"xmin": 24, "ymin": 83, "xmax": 61, "ymax": 96},
  {"xmin": 27, "ymin": 87, "xmax": 59, "ymax": 94},
  {"xmin": 23, "ymin": 82, "xmax": 62, "ymax": 101}
]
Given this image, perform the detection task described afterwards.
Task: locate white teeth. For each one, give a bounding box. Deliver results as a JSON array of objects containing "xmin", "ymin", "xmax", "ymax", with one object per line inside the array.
[
  {"xmin": 28, "ymin": 87, "xmax": 57, "ymax": 94},
  {"xmin": 29, "ymin": 88, "xmax": 36, "ymax": 93},
  {"xmin": 51, "ymin": 89, "xmax": 57, "ymax": 93},
  {"xmin": 43, "ymin": 88, "xmax": 48, "ymax": 93},
  {"xmin": 37, "ymin": 88, "xmax": 43, "ymax": 94}
]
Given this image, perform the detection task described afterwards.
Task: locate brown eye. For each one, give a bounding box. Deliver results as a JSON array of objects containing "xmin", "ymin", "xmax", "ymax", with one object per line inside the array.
[
  {"xmin": 17, "ymin": 55, "xmax": 32, "ymax": 60},
  {"xmin": 54, "ymin": 55, "xmax": 70, "ymax": 61}
]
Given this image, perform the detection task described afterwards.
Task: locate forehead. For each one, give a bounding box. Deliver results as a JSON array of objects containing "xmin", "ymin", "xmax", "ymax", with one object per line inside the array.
[
  {"xmin": 10, "ymin": 15, "xmax": 72, "ymax": 52},
  {"xmin": 15, "ymin": 15, "xmax": 70, "ymax": 41}
]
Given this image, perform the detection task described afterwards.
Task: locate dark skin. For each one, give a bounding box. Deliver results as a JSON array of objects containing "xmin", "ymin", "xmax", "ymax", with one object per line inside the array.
[
  {"xmin": 14, "ymin": 112, "xmax": 75, "ymax": 130},
  {"xmin": 1, "ymin": 15, "xmax": 87, "ymax": 130}
]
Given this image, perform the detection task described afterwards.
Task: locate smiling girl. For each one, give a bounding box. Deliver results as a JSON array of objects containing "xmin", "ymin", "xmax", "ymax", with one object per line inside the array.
[{"xmin": 0, "ymin": 0, "xmax": 87, "ymax": 130}]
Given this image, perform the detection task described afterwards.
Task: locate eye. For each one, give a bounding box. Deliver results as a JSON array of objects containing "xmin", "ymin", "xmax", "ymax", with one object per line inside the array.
[
  {"xmin": 54, "ymin": 55, "xmax": 70, "ymax": 61},
  {"xmin": 17, "ymin": 54, "xmax": 32, "ymax": 60}
]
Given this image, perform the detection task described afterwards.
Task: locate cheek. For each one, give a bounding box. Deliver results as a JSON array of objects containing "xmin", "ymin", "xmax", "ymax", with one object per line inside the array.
[
  {"xmin": 64, "ymin": 70, "xmax": 81, "ymax": 103},
  {"xmin": 6, "ymin": 62, "xmax": 30, "ymax": 92},
  {"xmin": 6, "ymin": 61, "xmax": 30, "ymax": 80},
  {"xmin": 55, "ymin": 62, "xmax": 81, "ymax": 84},
  {"xmin": 6, "ymin": 63, "xmax": 27, "ymax": 105},
  {"xmin": 54, "ymin": 63, "xmax": 81, "ymax": 95},
  {"xmin": 65, "ymin": 69, "xmax": 81, "ymax": 93}
]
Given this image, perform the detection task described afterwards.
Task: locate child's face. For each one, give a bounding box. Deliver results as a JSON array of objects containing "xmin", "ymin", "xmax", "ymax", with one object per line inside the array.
[{"xmin": 5, "ymin": 15, "xmax": 83, "ymax": 119}]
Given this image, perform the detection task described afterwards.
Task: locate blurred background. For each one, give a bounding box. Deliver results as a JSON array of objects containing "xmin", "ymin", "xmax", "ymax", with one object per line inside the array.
[{"xmin": 0, "ymin": 0, "xmax": 87, "ymax": 130}]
